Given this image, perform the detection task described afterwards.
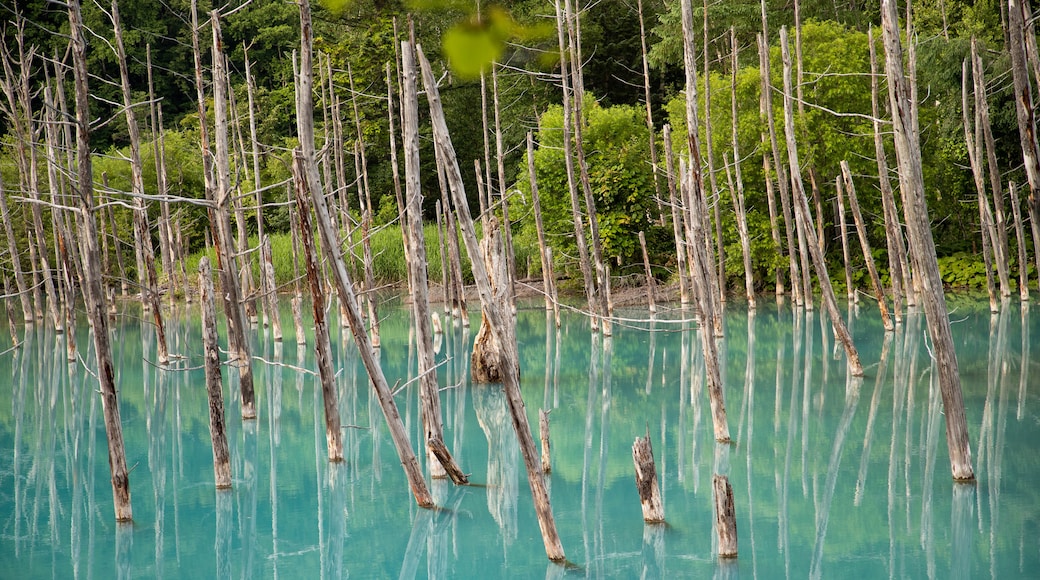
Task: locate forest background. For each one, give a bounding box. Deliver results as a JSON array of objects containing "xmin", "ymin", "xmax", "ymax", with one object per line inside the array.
[{"xmin": 0, "ymin": 0, "xmax": 1017, "ymax": 296}]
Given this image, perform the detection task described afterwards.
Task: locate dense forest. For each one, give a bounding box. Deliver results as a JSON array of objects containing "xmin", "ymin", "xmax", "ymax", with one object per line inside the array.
[{"xmin": 0, "ymin": 0, "xmax": 1026, "ymax": 300}]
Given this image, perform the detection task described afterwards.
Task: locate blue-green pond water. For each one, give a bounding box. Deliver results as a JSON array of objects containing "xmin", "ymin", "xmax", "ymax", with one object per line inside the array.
[{"xmin": 0, "ymin": 296, "xmax": 1038, "ymax": 578}]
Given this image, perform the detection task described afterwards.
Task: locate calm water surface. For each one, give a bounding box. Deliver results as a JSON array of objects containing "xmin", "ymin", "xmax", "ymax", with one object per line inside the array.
[{"xmin": 0, "ymin": 296, "xmax": 1037, "ymax": 578}]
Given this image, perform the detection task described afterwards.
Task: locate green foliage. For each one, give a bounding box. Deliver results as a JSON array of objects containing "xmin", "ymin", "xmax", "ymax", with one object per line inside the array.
[{"xmin": 521, "ymin": 97, "xmax": 661, "ymax": 277}]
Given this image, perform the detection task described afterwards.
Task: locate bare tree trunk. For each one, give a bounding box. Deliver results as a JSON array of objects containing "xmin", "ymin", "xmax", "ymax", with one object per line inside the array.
[
  {"xmin": 633, "ymin": 433, "xmax": 664, "ymax": 523},
  {"xmin": 400, "ymin": 40, "xmax": 466, "ymax": 483},
  {"xmin": 757, "ymin": 25, "xmax": 803, "ymax": 306},
  {"xmin": 0, "ymin": 175, "xmax": 32, "ymax": 323},
  {"xmin": 869, "ymin": 28, "xmax": 907, "ymax": 320},
  {"xmin": 418, "ymin": 44, "xmax": 565, "ymax": 561},
  {"xmin": 552, "ymin": 0, "xmax": 599, "ymax": 331},
  {"xmin": 663, "ymin": 125, "xmax": 691, "ymax": 306},
  {"xmin": 638, "ymin": 231, "xmax": 657, "ymax": 314},
  {"xmin": 881, "ymin": 0, "xmax": 974, "ymax": 481},
  {"xmin": 963, "ymin": 57, "xmax": 1000, "ymax": 312},
  {"xmin": 713, "ymin": 474, "xmax": 738, "ymax": 558},
  {"xmin": 1010, "ymin": 181, "xmax": 1030, "ymax": 301},
  {"xmin": 244, "ymin": 45, "xmax": 268, "ymax": 325},
  {"xmin": 1008, "ymin": 0, "xmax": 1040, "ymax": 292},
  {"xmin": 199, "ymin": 257, "xmax": 232, "ymax": 487},
  {"xmin": 703, "ymin": 0, "xmax": 726, "ymax": 305},
  {"xmin": 528, "ymin": 132, "xmax": 559, "ymax": 324},
  {"xmin": 841, "ymin": 161, "xmax": 894, "ymax": 331},
  {"xmin": 491, "ymin": 64, "xmax": 517, "ymax": 304},
  {"xmin": 68, "ymin": 0, "xmax": 132, "ymax": 521},
  {"xmin": 146, "ymin": 46, "xmax": 176, "ymax": 306},
  {"xmin": 729, "ymin": 29, "xmax": 755, "ymax": 307},
  {"xmin": 296, "ymin": 0, "xmax": 432, "ymax": 507},
  {"xmin": 780, "ymin": 27, "xmax": 864, "ymax": 377},
  {"xmin": 637, "ymin": 0, "xmax": 664, "ymax": 221},
  {"xmin": 292, "ymin": 156, "xmax": 344, "ymax": 462},
  {"xmin": 681, "ymin": 0, "xmax": 731, "ymax": 442},
  {"xmin": 206, "ymin": 7, "xmax": 256, "ymax": 419},
  {"xmin": 835, "ymin": 174, "xmax": 856, "ymax": 301},
  {"xmin": 972, "ymin": 39, "xmax": 1011, "ymax": 298},
  {"xmin": 566, "ymin": 0, "xmax": 612, "ymax": 335},
  {"xmin": 263, "ymin": 236, "xmax": 282, "ymax": 341},
  {"xmin": 112, "ymin": 0, "xmax": 168, "ymax": 365},
  {"xmin": 347, "ymin": 65, "xmax": 381, "ymax": 348}
]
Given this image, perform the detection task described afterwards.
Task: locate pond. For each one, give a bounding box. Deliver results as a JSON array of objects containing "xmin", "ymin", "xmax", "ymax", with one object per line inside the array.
[{"xmin": 0, "ymin": 295, "xmax": 1037, "ymax": 578}]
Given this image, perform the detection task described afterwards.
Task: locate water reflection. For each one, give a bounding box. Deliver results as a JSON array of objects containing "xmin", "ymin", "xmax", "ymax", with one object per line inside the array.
[{"xmin": 2, "ymin": 299, "xmax": 1038, "ymax": 577}]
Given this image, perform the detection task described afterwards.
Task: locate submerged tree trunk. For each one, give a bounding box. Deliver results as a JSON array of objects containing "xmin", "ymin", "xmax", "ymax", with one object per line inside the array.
[
  {"xmin": 199, "ymin": 257, "xmax": 232, "ymax": 487},
  {"xmin": 881, "ymin": 0, "xmax": 974, "ymax": 482},
  {"xmin": 0, "ymin": 175, "xmax": 32, "ymax": 324},
  {"xmin": 963, "ymin": 58, "xmax": 1000, "ymax": 313},
  {"xmin": 68, "ymin": 0, "xmax": 132, "ymax": 521},
  {"xmin": 1010, "ymin": 182, "xmax": 1030, "ymax": 301},
  {"xmin": 528, "ymin": 132, "xmax": 559, "ymax": 324},
  {"xmin": 1007, "ymin": 0, "xmax": 1040, "ymax": 292}
]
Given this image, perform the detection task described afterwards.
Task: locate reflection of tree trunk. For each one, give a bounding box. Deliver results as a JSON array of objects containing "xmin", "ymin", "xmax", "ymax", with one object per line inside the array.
[
  {"xmin": 808, "ymin": 371, "xmax": 862, "ymax": 579},
  {"xmin": 473, "ymin": 384, "xmax": 519, "ymax": 544}
]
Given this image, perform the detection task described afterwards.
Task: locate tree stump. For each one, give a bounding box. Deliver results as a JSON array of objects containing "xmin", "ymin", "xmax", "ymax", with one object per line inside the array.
[
  {"xmin": 471, "ymin": 218, "xmax": 511, "ymax": 383},
  {"xmin": 712, "ymin": 474, "xmax": 737, "ymax": 558},
  {"xmin": 632, "ymin": 435, "xmax": 664, "ymax": 523}
]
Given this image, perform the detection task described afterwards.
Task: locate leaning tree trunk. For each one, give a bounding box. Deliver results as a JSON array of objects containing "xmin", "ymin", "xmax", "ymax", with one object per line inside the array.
[
  {"xmin": 296, "ymin": 0, "xmax": 432, "ymax": 507},
  {"xmin": 68, "ymin": 0, "xmax": 132, "ymax": 521},
  {"xmin": 780, "ymin": 27, "xmax": 864, "ymax": 377},
  {"xmin": 881, "ymin": 0, "xmax": 974, "ymax": 482},
  {"xmin": 841, "ymin": 161, "xmax": 894, "ymax": 331},
  {"xmin": 963, "ymin": 57, "xmax": 1000, "ymax": 313},
  {"xmin": 418, "ymin": 43, "xmax": 565, "ymax": 562}
]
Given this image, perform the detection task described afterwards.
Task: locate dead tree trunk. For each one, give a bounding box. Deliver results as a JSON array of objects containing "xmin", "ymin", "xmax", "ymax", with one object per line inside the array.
[
  {"xmin": 712, "ymin": 474, "xmax": 738, "ymax": 558},
  {"xmin": 347, "ymin": 64, "xmax": 381, "ymax": 348},
  {"xmin": 112, "ymin": 0, "xmax": 168, "ymax": 365},
  {"xmin": 972, "ymin": 39, "xmax": 1011, "ymax": 298},
  {"xmin": 841, "ymin": 161, "xmax": 894, "ymax": 331},
  {"xmin": 206, "ymin": 8, "xmax": 256, "ymax": 419},
  {"xmin": 244, "ymin": 45, "xmax": 268, "ymax": 324},
  {"xmin": 780, "ymin": 27, "xmax": 864, "ymax": 377},
  {"xmin": 553, "ymin": 0, "xmax": 601, "ymax": 332},
  {"xmin": 869, "ymin": 28, "xmax": 907, "ymax": 320},
  {"xmin": 639, "ymin": 231, "xmax": 657, "ymax": 314},
  {"xmin": 637, "ymin": 0, "xmax": 664, "ymax": 221},
  {"xmin": 758, "ymin": 12, "xmax": 803, "ymax": 306},
  {"xmin": 418, "ymin": 43, "xmax": 565, "ymax": 561},
  {"xmin": 0, "ymin": 175, "xmax": 32, "ymax": 323},
  {"xmin": 400, "ymin": 40, "xmax": 466, "ymax": 483},
  {"xmin": 68, "ymin": 0, "xmax": 132, "ymax": 521},
  {"xmin": 146, "ymin": 46, "xmax": 176, "ymax": 306},
  {"xmin": 296, "ymin": 0, "xmax": 432, "ymax": 507},
  {"xmin": 729, "ymin": 29, "xmax": 755, "ymax": 307},
  {"xmin": 1010, "ymin": 182, "xmax": 1030, "ymax": 301},
  {"xmin": 1008, "ymin": 0, "xmax": 1040, "ymax": 293},
  {"xmin": 681, "ymin": 0, "xmax": 731, "ymax": 442},
  {"xmin": 663, "ymin": 124, "xmax": 691, "ymax": 306},
  {"xmin": 199, "ymin": 257, "xmax": 232, "ymax": 487},
  {"xmin": 703, "ymin": 0, "xmax": 726, "ymax": 305},
  {"xmin": 881, "ymin": 0, "xmax": 974, "ymax": 482},
  {"xmin": 528, "ymin": 132, "xmax": 559, "ymax": 324},
  {"xmin": 292, "ymin": 155, "xmax": 344, "ymax": 462},
  {"xmin": 963, "ymin": 58, "xmax": 1000, "ymax": 312},
  {"xmin": 835, "ymin": 175, "xmax": 856, "ymax": 301},
  {"xmin": 633, "ymin": 433, "xmax": 664, "ymax": 523}
]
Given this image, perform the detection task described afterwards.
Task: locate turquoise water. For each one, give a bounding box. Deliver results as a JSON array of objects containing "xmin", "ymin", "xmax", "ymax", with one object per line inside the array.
[{"xmin": 0, "ymin": 296, "xmax": 1037, "ymax": 578}]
